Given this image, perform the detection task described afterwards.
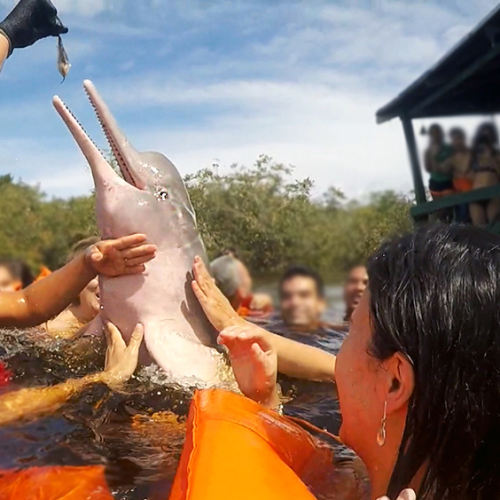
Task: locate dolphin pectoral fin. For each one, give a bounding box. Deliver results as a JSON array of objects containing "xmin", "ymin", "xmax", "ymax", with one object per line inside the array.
[{"xmin": 74, "ymin": 315, "xmax": 104, "ymax": 339}]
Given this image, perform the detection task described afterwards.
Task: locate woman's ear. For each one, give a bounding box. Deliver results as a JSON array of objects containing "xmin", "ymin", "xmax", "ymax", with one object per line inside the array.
[{"xmin": 383, "ymin": 352, "xmax": 414, "ymax": 414}]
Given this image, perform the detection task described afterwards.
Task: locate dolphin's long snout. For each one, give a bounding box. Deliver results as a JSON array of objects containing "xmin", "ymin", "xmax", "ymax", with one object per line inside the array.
[
  {"xmin": 83, "ymin": 80, "xmax": 145, "ymax": 190},
  {"xmin": 53, "ymin": 95, "xmax": 124, "ymax": 189}
]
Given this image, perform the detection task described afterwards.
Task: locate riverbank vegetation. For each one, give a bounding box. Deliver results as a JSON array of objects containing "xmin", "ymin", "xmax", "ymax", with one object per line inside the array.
[{"xmin": 0, "ymin": 156, "xmax": 413, "ymax": 281}]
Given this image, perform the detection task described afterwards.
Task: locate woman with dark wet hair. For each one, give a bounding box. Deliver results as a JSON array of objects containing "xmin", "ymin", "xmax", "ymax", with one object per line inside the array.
[{"xmin": 192, "ymin": 224, "xmax": 500, "ymax": 499}]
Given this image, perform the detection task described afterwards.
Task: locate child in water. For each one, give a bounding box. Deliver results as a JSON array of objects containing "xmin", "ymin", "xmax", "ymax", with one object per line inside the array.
[
  {"xmin": 43, "ymin": 236, "xmax": 101, "ymax": 338},
  {"xmin": 0, "ymin": 234, "xmax": 156, "ymax": 329}
]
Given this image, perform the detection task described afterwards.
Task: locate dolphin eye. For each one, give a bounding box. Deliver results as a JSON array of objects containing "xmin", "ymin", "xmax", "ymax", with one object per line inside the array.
[{"xmin": 156, "ymin": 188, "xmax": 169, "ymax": 201}]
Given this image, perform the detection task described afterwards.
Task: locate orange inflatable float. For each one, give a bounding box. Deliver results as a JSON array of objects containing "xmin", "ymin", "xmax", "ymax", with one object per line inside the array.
[
  {"xmin": 0, "ymin": 390, "xmax": 333, "ymax": 499},
  {"xmin": 0, "ymin": 465, "xmax": 113, "ymax": 500},
  {"xmin": 169, "ymin": 389, "xmax": 334, "ymax": 500}
]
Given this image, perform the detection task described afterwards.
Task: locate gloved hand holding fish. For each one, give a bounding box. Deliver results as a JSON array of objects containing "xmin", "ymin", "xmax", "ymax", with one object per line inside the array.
[
  {"xmin": 0, "ymin": 0, "xmax": 69, "ymax": 81},
  {"xmin": 0, "ymin": 0, "xmax": 67, "ymax": 55}
]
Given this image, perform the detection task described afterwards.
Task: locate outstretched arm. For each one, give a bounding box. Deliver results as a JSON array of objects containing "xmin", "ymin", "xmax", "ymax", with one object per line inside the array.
[
  {"xmin": 191, "ymin": 256, "xmax": 336, "ymax": 383},
  {"xmin": 264, "ymin": 326, "xmax": 336, "ymax": 382},
  {"xmin": 0, "ymin": 234, "xmax": 156, "ymax": 329},
  {"xmin": 0, "ymin": 33, "xmax": 8, "ymax": 69},
  {"xmin": 0, "ymin": 322, "xmax": 143, "ymax": 427}
]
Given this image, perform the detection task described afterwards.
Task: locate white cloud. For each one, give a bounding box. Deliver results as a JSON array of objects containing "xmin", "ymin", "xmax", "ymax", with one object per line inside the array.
[{"xmin": 2, "ymin": 0, "xmax": 499, "ymax": 202}]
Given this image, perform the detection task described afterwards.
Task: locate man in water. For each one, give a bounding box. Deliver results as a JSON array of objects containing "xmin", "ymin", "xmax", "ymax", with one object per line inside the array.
[
  {"xmin": 261, "ymin": 265, "xmax": 344, "ymax": 346},
  {"xmin": 210, "ymin": 255, "xmax": 272, "ymax": 318},
  {"xmin": 342, "ymin": 265, "xmax": 368, "ymax": 323},
  {"xmin": 275, "ymin": 265, "xmax": 326, "ymax": 333}
]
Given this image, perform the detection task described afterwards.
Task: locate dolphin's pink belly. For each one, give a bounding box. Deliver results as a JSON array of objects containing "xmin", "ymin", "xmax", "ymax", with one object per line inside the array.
[{"xmin": 99, "ymin": 256, "xmax": 220, "ymax": 382}]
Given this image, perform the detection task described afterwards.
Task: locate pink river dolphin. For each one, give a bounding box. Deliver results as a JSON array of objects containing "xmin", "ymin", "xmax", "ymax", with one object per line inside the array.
[{"xmin": 52, "ymin": 80, "xmax": 222, "ymax": 385}]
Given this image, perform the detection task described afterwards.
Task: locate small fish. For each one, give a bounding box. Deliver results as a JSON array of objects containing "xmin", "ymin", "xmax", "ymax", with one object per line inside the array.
[{"xmin": 57, "ymin": 36, "xmax": 71, "ymax": 83}]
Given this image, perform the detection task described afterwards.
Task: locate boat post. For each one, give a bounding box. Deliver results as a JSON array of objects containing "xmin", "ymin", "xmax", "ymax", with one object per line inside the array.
[{"xmin": 401, "ymin": 115, "xmax": 426, "ymax": 206}]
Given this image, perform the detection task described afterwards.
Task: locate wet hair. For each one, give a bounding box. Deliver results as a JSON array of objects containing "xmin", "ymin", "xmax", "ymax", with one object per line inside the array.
[
  {"xmin": 279, "ymin": 265, "xmax": 324, "ymax": 298},
  {"xmin": 210, "ymin": 255, "xmax": 241, "ymax": 300},
  {"xmin": 367, "ymin": 224, "xmax": 500, "ymax": 500},
  {"xmin": 0, "ymin": 259, "xmax": 34, "ymax": 288},
  {"xmin": 66, "ymin": 236, "xmax": 100, "ymax": 264}
]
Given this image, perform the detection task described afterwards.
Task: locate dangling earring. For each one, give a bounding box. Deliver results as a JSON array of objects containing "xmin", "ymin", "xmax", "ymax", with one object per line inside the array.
[{"xmin": 376, "ymin": 401, "xmax": 387, "ymax": 447}]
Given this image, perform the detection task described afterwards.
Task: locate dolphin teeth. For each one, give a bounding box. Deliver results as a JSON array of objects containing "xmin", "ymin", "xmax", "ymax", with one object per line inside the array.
[
  {"xmin": 59, "ymin": 97, "xmax": 103, "ymax": 157},
  {"xmin": 84, "ymin": 87, "xmax": 137, "ymax": 186}
]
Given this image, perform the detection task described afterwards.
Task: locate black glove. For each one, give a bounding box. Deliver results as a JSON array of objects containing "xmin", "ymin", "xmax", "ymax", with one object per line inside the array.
[{"xmin": 0, "ymin": 0, "xmax": 68, "ymax": 56}]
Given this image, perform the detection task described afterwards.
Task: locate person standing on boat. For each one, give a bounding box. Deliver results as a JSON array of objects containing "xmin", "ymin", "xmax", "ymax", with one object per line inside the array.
[
  {"xmin": 469, "ymin": 123, "xmax": 500, "ymax": 225},
  {"xmin": 424, "ymin": 124, "xmax": 454, "ymax": 200},
  {"xmin": 434, "ymin": 127, "xmax": 474, "ymax": 223},
  {"xmin": 448, "ymin": 127, "xmax": 473, "ymax": 194}
]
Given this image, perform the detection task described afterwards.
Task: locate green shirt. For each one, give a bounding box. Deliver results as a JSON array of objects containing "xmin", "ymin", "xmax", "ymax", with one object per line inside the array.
[{"xmin": 430, "ymin": 144, "xmax": 454, "ymax": 181}]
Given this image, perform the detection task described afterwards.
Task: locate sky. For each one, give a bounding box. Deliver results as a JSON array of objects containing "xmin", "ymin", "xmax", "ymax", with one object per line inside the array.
[{"xmin": 0, "ymin": 0, "xmax": 499, "ymax": 201}]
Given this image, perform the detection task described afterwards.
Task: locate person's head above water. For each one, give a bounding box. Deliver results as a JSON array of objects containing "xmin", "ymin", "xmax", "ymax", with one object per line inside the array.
[
  {"xmin": 335, "ymin": 224, "xmax": 500, "ymax": 500},
  {"xmin": 210, "ymin": 255, "xmax": 252, "ymax": 309},
  {"xmin": 278, "ymin": 265, "xmax": 325, "ymax": 331},
  {"xmin": 219, "ymin": 247, "xmax": 239, "ymax": 259},
  {"xmin": 0, "ymin": 259, "xmax": 34, "ymax": 292},
  {"xmin": 342, "ymin": 265, "xmax": 368, "ymax": 322}
]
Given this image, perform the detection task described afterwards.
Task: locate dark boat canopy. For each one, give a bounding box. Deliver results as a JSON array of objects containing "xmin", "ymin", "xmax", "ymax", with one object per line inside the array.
[{"xmin": 376, "ymin": 5, "xmax": 500, "ymax": 124}]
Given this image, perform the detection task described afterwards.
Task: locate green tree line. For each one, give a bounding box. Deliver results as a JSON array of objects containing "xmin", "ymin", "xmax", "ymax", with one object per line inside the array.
[{"xmin": 0, "ymin": 156, "xmax": 413, "ymax": 281}]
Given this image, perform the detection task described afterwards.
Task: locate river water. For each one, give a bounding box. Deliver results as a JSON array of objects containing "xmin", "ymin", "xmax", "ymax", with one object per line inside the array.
[{"xmin": 0, "ymin": 286, "xmax": 366, "ymax": 499}]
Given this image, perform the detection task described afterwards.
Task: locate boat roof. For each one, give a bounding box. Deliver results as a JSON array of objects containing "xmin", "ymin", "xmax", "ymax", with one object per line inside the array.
[{"xmin": 376, "ymin": 5, "xmax": 500, "ymax": 124}]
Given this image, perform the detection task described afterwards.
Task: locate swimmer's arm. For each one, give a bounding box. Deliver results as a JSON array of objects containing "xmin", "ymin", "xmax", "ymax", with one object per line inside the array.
[
  {"xmin": 192, "ymin": 256, "xmax": 336, "ymax": 383},
  {"xmin": 0, "ymin": 322, "xmax": 143, "ymax": 427},
  {"xmin": 262, "ymin": 328, "xmax": 336, "ymax": 383},
  {"xmin": 0, "ymin": 252, "xmax": 97, "ymax": 328},
  {"xmin": 0, "ymin": 235, "xmax": 156, "ymax": 329},
  {"xmin": 0, "ymin": 372, "xmax": 106, "ymax": 427}
]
